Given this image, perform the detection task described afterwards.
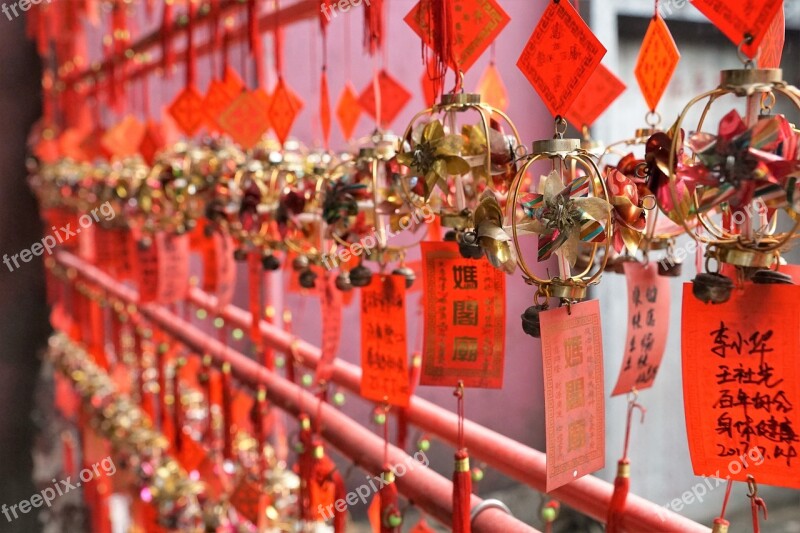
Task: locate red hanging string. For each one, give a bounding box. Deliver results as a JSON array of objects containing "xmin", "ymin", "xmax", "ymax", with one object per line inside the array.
[
  {"xmin": 420, "ymin": 0, "xmax": 458, "ymax": 98},
  {"xmin": 607, "ymin": 395, "xmax": 645, "ymax": 532},
  {"xmin": 711, "ymin": 480, "xmax": 734, "ymax": 533},
  {"xmin": 747, "ymin": 476, "xmax": 768, "ymax": 533},
  {"xmin": 273, "ymin": 0, "xmax": 285, "ymax": 77},
  {"xmin": 186, "ymin": 0, "xmax": 197, "ymax": 88},
  {"xmin": 161, "ymin": 1, "xmax": 174, "ymax": 75},
  {"xmin": 452, "ymin": 381, "xmax": 471, "ymax": 533}
]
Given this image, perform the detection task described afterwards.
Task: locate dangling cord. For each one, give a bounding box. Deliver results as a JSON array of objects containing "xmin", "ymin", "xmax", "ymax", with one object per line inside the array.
[
  {"xmin": 453, "ymin": 381, "xmax": 471, "ymax": 533},
  {"xmin": 379, "ymin": 402, "xmax": 401, "ymax": 532},
  {"xmin": 606, "ymin": 390, "xmax": 645, "ymax": 533},
  {"xmin": 711, "ymin": 479, "xmax": 734, "ymax": 533},
  {"xmin": 747, "ymin": 475, "xmax": 768, "ymax": 533},
  {"xmin": 172, "ymin": 355, "xmax": 185, "ymax": 453}
]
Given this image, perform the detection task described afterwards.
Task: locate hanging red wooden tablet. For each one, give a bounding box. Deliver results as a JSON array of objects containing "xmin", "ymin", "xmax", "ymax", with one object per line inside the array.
[
  {"xmin": 404, "ymin": 0, "xmax": 510, "ymax": 73},
  {"xmin": 476, "ymin": 62, "xmax": 509, "ymax": 112},
  {"xmin": 202, "ymin": 231, "xmax": 237, "ymax": 308},
  {"xmin": 693, "ymin": 0, "xmax": 783, "ymax": 55},
  {"xmin": 540, "ymin": 300, "xmax": 605, "ymax": 492},
  {"xmin": 361, "ymin": 275, "xmax": 410, "ymax": 407},
  {"xmin": 315, "ymin": 273, "xmax": 342, "ymax": 385},
  {"xmin": 336, "ymin": 83, "xmax": 362, "ymax": 140},
  {"xmin": 752, "ymin": 6, "xmax": 785, "ymax": 69},
  {"xmin": 611, "ymin": 262, "xmax": 670, "ymax": 396},
  {"xmin": 168, "ymin": 86, "xmax": 206, "ymax": 136},
  {"xmin": 634, "ymin": 14, "xmax": 680, "ymax": 112},
  {"xmin": 682, "ymin": 283, "xmax": 800, "ymax": 489},
  {"xmin": 358, "ymin": 70, "xmax": 411, "ymax": 128},
  {"xmin": 219, "ymin": 90, "xmax": 271, "ymax": 149},
  {"xmin": 267, "ymin": 79, "xmax": 304, "ymax": 144},
  {"xmin": 566, "ymin": 63, "xmax": 626, "ymax": 130},
  {"xmin": 419, "ymin": 242, "xmax": 505, "ymax": 388},
  {"xmin": 517, "ymin": 0, "xmax": 606, "ymax": 117}
]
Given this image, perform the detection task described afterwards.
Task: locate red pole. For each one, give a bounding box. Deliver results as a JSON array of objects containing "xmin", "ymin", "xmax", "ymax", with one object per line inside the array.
[{"xmin": 55, "ymin": 251, "xmax": 536, "ymax": 533}]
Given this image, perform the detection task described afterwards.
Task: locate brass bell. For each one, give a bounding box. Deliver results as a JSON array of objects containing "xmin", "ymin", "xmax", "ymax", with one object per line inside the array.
[
  {"xmin": 349, "ymin": 264, "xmax": 373, "ymax": 287},
  {"xmin": 444, "ymin": 230, "xmax": 457, "ymax": 242},
  {"xmin": 458, "ymin": 231, "xmax": 483, "ymax": 260},
  {"xmin": 392, "ymin": 265, "xmax": 416, "ymax": 289},
  {"xmin": 261, "ymin": 253, "xmax": 281, "ymax": 271},
  {"xmin": 298, "ymin": 269, "xmax": 317, "ymax": 289},
  {"xmin": 335, "ymin": 271, "xmax": 353, "ymax": 291},
  {"xmin": 691, "ymin": 273, "xmax": 734, "ymax": 304},
  {"xmin": 521, "ymin": 305, "xmax": 546, "ymax": 338},
  {"xmin": 751, "ymin": 269, "xmax": 795, "ymax": 285}
]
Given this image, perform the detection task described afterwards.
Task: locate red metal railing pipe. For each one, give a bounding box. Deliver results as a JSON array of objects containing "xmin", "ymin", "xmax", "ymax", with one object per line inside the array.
[
  {"xmin": 55, "ymin": 251, "xmax": 538, "ymax": 533},
  {"xmin": 187, "ymin": 287, "xmax": 711, "ymax": 533}
]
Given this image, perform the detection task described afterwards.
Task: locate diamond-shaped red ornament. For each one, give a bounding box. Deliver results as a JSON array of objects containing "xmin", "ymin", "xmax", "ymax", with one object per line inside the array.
[
  {"xmin": 80, "ymin": 127, "xmax": 111, "ymax": 162},
  {"xmin": 222, "ymin": 66, "xmax": 245, "ymax": 96},
  {"xmin": 219, "ymin": 90, "xmax": 271, "ymax": 149},
  {"xmin": 404, "ymin": 0, "xmax": 510, "ymax": 73},
  {"xmin": 204, "ymin": 79, "xmax": 239, "ymax": 133},
  {"xmin": 516, "ymin": 0, "xmax": 606, "ymax": 117},
  {"xmin": 693, "ymin": 0, "xmax": 782, "ymax": 56},
  {"xmin": 168, "ymin": 85, "xmax": 205, "ymax": 136},
  {"xmin": 753, "ymin": 7, "xmax": 784, "ymax": 69},
  {"xmin": 101, "ymin": 115, "xmax": 146, "ymax": 158},
  {"xmin": 138, "ymin": 121, "xmax": 166, "ymax": 165},
  {"xmin": 475, "ymin": 62, "xmax": 509, "ymax": 112},
  {"xmin": 358, "ymin": 70, "xmax": 411, "ymax": 128},
  {"xmin": 566, "ymin": 64, "xmax": 626, "ymax": 129},
  {"xmin": 58, "ymin": 128, "xmax": 88, "ymax": 162},
  {"xmin": 634, "ymin": 14, "xmax": 679, "ymax": 112},
  {"xmin": 336, "ymin": 83, "xmax": 362, "ymax": 140},
  {"xmin": 267, "ymin": 79, "xmax": 304, "ymax": 144}
]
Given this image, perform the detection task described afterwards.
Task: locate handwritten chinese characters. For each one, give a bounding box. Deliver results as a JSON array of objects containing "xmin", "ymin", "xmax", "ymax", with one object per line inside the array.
[
  {"xmin": 360, "ymin": 275, "xmax": 410, "ymax": 407},
  {"xmin": 682, "ymin": 283, "xmax": 800, "ymax": 488},
  {"xmin": 612, "ymin": 262, "xmax": 670, "ymax": 396},
  {"xmin": 420, "ymin": 242, "xmax": 506, "ymax": 388},
  {"xmin": 540, "ymin": 300, "xmax": 605, "ymax": 491}
]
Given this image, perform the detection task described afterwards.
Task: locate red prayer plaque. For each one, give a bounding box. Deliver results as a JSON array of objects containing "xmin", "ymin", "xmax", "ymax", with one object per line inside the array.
[
  {"xmin": 419, "ymin": 242, "xmax": 505, "ymax": 388},
  {"xmin": 267, "ymin": 79, "xmax": 304, "ymax": 144},
  {"xmin": 219, "ymin": 90, "xmax": 271, "ymax": 149},
  {"xmin": 611, "ymin": 262, "xmax": 670, "ymax": 396},
  {"xmin": 404, "ymin": 0, "xmax": 510, "ymax": 73},
  {"xmin": 517, "ymin": 0, "xmax": 606, "ymax": 117},
  {"xmin": 168, "ymin": 85, "xmax": 205, "ymax": 136},
  {"xmin": 682, "ymin": 283, "xmax": 800, "ymax": 489},
  {"xmin": 335, "ymin": 83, "xmax": 362, "ymax": 140},
  {"xmin": 565, "ymin": 63, "xmax": 626, "ymax": 129},
  {"xmin": 634, "ymin": 14, "xmax": 680, "ymax": 112},
  {"xmin": 315, "ymin": 273, "xmax": 342, "ymax": 384},
  {"xmin": 358, "ymin": 70, "xmax": 412, "ymax": 128},
  {"xmin": 201, "ymin": 231, "xmax": 237, "ymax": 308},
  {"xmin": 540, "ymin": 300, "xmax": 605, "ymax": 492},
  {"xmin": 360, "ymin": 275, "xmax": 410, "ymax": 407},
  {"xmin": 475, "ymin": 62, "xmax": 509, "ymax": 112},
  {"xmin": 692, "ymin": 0, "xmax": 783, "ymax": 55}
]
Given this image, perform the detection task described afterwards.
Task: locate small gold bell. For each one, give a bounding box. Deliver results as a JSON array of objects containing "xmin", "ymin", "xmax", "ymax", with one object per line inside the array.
[
  {"xmin": 691, "ymin": 273, "xmax": 734, "ymax": 304},
  {"xmin": 521, "ymin": 305, "xmax": 546, "ymax": 338}
]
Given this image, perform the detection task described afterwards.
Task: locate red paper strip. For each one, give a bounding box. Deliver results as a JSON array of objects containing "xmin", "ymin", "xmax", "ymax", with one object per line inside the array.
[
  {"xmin": 404, "ymin": 0, "xmax": 510, "ymax": 74},
  {"xmin": 634, "ymin": 14, "xmax": 680, "ymax": 112},
  {"xmin": 540, "ymin": 300, "xmax": 605, "ymax": 492},
  {"xmin": 754, "ymin": 6, "xmax": 785, "ymax": 69},
  {"xmin": 137, "ymin": 233, "xmax": 190, "ymax": 304},
  {"xmin": 419, "ymin": 242, "xmax": 505, "ymax": 388},
  {"xmin": 202, "ymin": 231, "xmax": 237, "ymax": 308},
  {"xmin": 358, "ymin": 70, "xmax": 411, "ymax": 128},
  {"xmin": 168, "ymin": 86, "xmax": 205, "ymax": 136},
  {"xmin": 692, "ymin": 0, "xmax": 783, "ymax": 55},
  {"xmin": 565, "ymin": 63, "xmax": 626, "ymax": 129},
  {"xmin": 611, "ymin": 262, "xmax": 670, "ymax": 396},
  {"xmin": 315, "ymin": 273, "xmax": 342, "ymax": 385},
  {"xmin": 682, "ymin": 283, "xmax": 800, "ymax": 489},
  {"xmin": 360, "ymin": 275, "xmax": 410, "ymax": 407},
  {"xmin": 517, "ymin": 0, "xmax": 606, "ymax": 117}
]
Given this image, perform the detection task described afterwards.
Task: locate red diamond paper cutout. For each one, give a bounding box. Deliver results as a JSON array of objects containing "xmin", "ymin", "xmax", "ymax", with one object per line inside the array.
[
  {"xmin": 320, "ymin": 70, "xmax": 331, "ymax": 148},
  {"xmin": 168, "ymin": 85, "xmax": 205, "ymax": 136},
  {"xmin": 693, "ymin": 0, "xmax": 782, "ymax": 56},
  {"xmin": 58, "ymin": 128, "xmax": 89, "ymax": 162},
  {"xmin": 475, "ymin": 62, "xmax": 509, "ymax": 112},
  {"xmin": 516, "ymin": 0, "xmax": 606, "ymax": 117},
  {"xmin": 138, "ymin": 120, "xmax": 166, "ymax": 165},
  {"xmin": 267, "ymin": 79, "xmax": 304, "ymax": 144},
  {"xmin": 203, "ymin": 79, "xmax": 239, "ymax": 133},
  {"xmin": 753, "ymin": 7, "xmax": 785, "ymax": 69},
  {"xmin": 222, "ymin": 66, "xmax": 245, "ymax": 96},
  {"xmin": 336, "ymin": 83, "xmax": 362, "ymax": 140},
  {"xmin": 101, "ymin": 115, "xmax": 146, "ymax": 158},
  {"xmin": 219, "ymin": 90, "xmax": 271, "ymax": 149},
  {"xmin": 404, "ymin": 0, "xmax": 510, "ymax": 73},
  {"xmin": 358, "ymin": 70, "xmax": 411, "ymax": 128},
  {"xmin": 566, "ymin": 64, "xmax": 625, "ymax": 129},
  {"xmin": 634, "ymin": 14, "xmax": 679, "ymax": 112}
]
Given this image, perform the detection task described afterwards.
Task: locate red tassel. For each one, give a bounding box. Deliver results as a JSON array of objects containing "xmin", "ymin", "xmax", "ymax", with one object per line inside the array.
[
  {"xmin": 363, "ymin": 0, "xmax": 384, "ymax": 55},
  {"xmin": 606, "ymin": 459, "xmax": 630, "ymax": 533},
  {"xmin": 420, "ymin": 0, "xmax": 458, "ymax": 97},
  {"xmin": 221, "ymin": 362, "xmax": 234, "ymax": 461},
  {"xmin": 452, "ymin": 450, "xmax": 472, "ymax": 533},
  {"xmin": 379, "ymin": 469, "xmax": 401, "ymax": 532}
]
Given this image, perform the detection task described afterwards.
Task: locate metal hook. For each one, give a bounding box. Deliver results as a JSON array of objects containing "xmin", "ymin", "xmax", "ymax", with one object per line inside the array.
[{"xmin": 746, "ymin": 475, "xmax": 758, "ymax": 499}]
